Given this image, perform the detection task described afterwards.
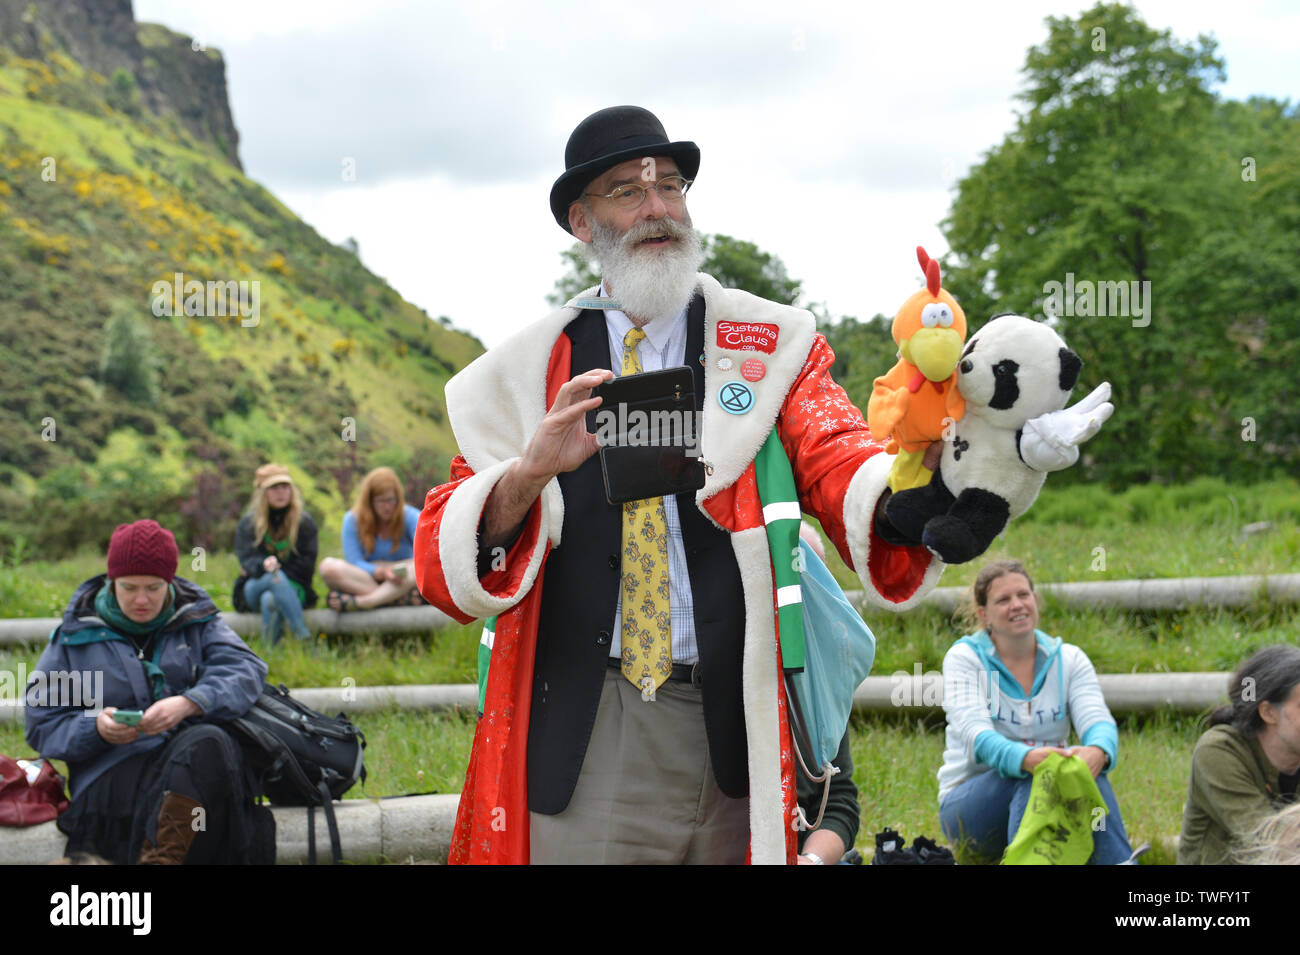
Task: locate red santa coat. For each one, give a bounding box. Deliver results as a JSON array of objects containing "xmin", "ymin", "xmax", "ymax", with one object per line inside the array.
[{"xmin": 414, "ymin": 274, "xmax": 943, "ymax": 864}]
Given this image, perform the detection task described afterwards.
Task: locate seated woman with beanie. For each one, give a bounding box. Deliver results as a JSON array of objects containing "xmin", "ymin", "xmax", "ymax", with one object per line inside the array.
[
  {"xmin": 937, "ymin": 558, "xmax": 1134, "ymax": 864},
  {"xmin": 233, "ymin": 464, "xmax": 319, "ymax": 645},
  {"xmin": 24, "ymin": 519, "xmax": 272, "ymax": 864},
  {"xmin": 1180, "ymin": 644, "xmax": 1300, "ymax": 864},
  {"xmin": 320, "ymin": 466, "xmax": 423, "ymax": 611}
]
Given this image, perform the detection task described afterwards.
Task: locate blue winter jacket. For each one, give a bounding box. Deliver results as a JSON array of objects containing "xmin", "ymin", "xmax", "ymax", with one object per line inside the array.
[{"xmin": 24, "ymin": 575, "xmax": 267, "ymax": 800}]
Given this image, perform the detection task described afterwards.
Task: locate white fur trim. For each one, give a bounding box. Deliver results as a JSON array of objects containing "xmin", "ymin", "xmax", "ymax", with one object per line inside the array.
[
  {"xmin": 444, "ymin": 292, "xmax": 596, "ymax": 546},
  {"xmin": 696, "ymin": 275, "xmax": 817, "ymax": 502},
  {"xmin": 843, "ymin": 453, "xmax": 946, "ymax": 613},
  {"xmin": 731, "ymin": 527, "xmax": 786, "ymax": 865},
  {"xmin": 438, "ymin": 457, "xmax": 553, "ymax": 619}
]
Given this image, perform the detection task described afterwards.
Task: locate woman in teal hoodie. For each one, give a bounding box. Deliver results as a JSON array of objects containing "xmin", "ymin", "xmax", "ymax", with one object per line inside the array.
[{"xmin": 937, "ymin": 559, "xmax": 1133, "ymax": 863}]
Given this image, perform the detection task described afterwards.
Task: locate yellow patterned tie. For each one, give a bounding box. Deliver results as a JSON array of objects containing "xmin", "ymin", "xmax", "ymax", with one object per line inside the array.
[{"xmin": 618, "ymin": 327, "xmax": 672, "ymax": 695}]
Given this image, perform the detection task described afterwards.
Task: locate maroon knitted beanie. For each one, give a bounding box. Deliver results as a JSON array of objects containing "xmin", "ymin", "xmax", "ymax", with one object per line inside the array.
[{"xmin": 106, "ymin": 519, "xmax": 178, "ymax": 582}]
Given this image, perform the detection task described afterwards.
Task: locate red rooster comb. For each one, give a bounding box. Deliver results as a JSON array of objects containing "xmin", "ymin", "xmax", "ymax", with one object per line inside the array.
[{"xmin": 917, "ymin": 245, "xmax": 941, "ymax": 297}]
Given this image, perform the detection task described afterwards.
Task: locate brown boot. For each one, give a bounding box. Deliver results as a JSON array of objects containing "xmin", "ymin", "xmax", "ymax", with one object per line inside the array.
[{"xmin": 137, "ymin": 792, "xmax": 203, "ymax": 865}]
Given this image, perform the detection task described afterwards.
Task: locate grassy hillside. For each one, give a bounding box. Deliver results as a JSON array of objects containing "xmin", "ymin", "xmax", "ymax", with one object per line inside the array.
[{"xmin": 0, "ymin": 18, "xmax": 483, "ymax": 556}]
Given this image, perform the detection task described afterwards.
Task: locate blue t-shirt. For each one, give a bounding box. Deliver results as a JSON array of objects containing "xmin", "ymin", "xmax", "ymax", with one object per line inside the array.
[{"xmin": 341, "ymin": 504, "xmax": 420, "ymax": 573}]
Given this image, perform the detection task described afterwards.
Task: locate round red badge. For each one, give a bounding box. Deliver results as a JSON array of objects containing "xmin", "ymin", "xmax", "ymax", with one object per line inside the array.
[{"xmin": 741, "ymin": 358, "xmax": 766, "ymax": 382}]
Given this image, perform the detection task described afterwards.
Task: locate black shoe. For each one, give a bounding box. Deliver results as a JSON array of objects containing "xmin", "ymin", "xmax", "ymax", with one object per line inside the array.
[
  {"xmin": 842, "ymin": 847, "xmax": 864, "ymax": 866},
  {"xmin": 871, "ymin": 828, "xmax": 920, "ymax": 865},
  {"xmin": 911, "ymin": 835, "xmax": 956, "ymax": 865}
]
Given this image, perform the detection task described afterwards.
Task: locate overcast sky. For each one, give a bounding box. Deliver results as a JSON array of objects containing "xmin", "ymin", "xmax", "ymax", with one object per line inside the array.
[{"xmin": 134, "ymin": 0, "xmax": 1298, "ymax": 348}]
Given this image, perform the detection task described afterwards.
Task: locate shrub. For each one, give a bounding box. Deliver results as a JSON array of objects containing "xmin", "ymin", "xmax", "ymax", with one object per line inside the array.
[{"xmin": 100, "ymin": 307, "xmax": 159, "ymax": 404}]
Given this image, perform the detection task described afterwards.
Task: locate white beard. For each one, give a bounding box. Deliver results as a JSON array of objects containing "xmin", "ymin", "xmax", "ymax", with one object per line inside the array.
[{"xmin": 588, "ymin": 212, "xmax": 705, "ymax": 323}]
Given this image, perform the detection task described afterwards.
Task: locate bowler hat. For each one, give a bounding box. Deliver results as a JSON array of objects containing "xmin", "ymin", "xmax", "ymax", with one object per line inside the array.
[{"xmin": 549, "ymin": 106, "xmax": 699, "ymax": 233}]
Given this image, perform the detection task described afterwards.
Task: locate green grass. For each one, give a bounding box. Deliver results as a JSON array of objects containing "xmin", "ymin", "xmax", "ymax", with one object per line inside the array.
[
  {"xmin": 861, "ymin": 601, "xmax": 1300, "ymax": 678},
  {"xmin": 0, "ymin": 621, "xmax": 482, "ymax": 696},
  {"xmin": 816, "ymin": 477, "xmax": 1300, "ymax": 596}
]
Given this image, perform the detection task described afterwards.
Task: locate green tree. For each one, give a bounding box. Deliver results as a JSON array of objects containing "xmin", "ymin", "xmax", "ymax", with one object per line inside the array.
[
  {"xmin": 701, "ymin": 235, "xmax": 802, "ymax": 305},
  {"xmin": 546, "ymin": 243, "xmax": 602, "ymax": 307},
  {"xmin": 943, "ymin": 2, "xmax": 1298, "ymax": 486},
  {"xmin": 106, "ymin": 68, "xmax": 141, "ymax": 116},
  {"xmin": 100, "ymin": 306, "xmax": 159, "ymax": 404},
  {"xmin": 818, "ymin": 311, "xmax": 898, "ymax": 413}
]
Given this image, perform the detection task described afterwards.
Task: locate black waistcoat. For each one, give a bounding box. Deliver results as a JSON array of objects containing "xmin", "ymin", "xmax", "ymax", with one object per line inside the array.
[{"xmin": 527, "ymin": 296, "xmax": 749, "ymax": 814}]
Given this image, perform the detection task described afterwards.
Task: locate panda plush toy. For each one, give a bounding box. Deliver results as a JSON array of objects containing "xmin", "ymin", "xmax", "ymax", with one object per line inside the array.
[{"xmin": 880, "ymin": 313, "xmax": 1113, "ymax": 564}]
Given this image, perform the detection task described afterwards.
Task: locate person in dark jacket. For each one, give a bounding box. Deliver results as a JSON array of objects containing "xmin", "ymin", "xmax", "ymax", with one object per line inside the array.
[
  {"xmin": 233, "ymin": 463, "xmax": 319, "ymax": 645},
  {"xmin": 24, "ymin": 519, "xmax": 272, "ymax": 864}
]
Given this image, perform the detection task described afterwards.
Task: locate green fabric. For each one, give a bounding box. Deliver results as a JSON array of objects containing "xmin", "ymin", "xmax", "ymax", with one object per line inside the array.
[
  {"xmin": 261, "ymin": 532, "xmax": 305, "ymax": 604},
  {"xmin": 1003, "ymin": 753, "xmax": 1106, "ymax": 865},
  {"xmin": 478, "ymin": 616, "xmax": 497, "ymax": 715},
  {"xmin": 753, "ymin": 429, "xmax": 804, "ymax": 671},
  {"xmin": 92, "ymin": 582, "xmax": 174, "ymax": 701}
]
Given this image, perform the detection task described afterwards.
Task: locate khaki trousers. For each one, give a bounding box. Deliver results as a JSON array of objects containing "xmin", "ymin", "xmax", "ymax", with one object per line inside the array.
[{"xmin": 529, "ymin": 668, "xmax": 750, "ymax": 864}]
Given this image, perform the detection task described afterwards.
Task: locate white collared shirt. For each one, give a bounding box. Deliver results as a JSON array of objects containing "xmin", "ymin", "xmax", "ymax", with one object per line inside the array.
[{"xmin": 598, "ymin": 284, "xmax": 698, "ymax": 665}]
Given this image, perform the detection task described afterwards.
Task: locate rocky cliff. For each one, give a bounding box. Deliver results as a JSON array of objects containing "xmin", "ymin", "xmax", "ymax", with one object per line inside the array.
[{"xmin": 0, "ymin": 0, "xmax": 241, "ymax": 168}]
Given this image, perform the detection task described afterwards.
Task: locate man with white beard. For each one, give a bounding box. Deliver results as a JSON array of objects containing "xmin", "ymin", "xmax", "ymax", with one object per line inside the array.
[{"xmin": 414, "ymin": 106, "xmax": 944, "ymax": 864}]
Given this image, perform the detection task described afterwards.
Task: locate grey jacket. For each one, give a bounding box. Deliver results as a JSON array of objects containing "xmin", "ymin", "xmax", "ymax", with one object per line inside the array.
[{"xmin": 24, "ymin": 575, "xmax": 267, "ymax": 799}]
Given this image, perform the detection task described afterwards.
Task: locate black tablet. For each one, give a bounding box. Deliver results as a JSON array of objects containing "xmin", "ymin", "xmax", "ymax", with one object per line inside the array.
[{"xmin": 588, "ymin": 366, "xmax": 706, "ymax": 504}]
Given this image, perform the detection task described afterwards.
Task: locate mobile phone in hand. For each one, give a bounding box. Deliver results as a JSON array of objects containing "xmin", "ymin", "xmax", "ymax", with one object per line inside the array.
[{"xmin": 112, "ymin": 709, "xmax": 143, "ymax": 726}]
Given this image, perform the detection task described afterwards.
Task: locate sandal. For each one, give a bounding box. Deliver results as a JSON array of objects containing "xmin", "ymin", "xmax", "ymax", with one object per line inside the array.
[
  {"xmin": 397, "ymin": 587, "xmax": 427, "ymax": 607},
  {"xmin": 327, "ymin": 590, "xmax": 360, "ymax": 612}
]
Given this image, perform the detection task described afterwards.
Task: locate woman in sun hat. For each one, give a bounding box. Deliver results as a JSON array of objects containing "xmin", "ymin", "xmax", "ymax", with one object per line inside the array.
[{"xmin": 232, "ymin": 463, "xmax": 319, "ymax": 645}]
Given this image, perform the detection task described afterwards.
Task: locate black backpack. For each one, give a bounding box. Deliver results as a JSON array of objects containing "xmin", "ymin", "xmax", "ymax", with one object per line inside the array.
[{"xmin": 227, "ymin": 683, "xmax": 367, "ymax": 864}]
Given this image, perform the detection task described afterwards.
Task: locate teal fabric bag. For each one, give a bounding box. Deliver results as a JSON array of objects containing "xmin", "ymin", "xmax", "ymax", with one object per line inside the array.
[{"xmin": 787, "ymin": 537, "xmax": 877, "ymax": 779}]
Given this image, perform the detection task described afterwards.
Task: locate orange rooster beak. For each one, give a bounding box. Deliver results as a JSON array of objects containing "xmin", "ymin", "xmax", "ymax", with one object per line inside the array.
[{"xmin": 900, "ymin": 328, "xmax": 963, "ymax": 381}]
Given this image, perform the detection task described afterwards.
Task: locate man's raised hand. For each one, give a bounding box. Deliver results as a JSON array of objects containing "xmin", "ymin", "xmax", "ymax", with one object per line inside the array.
[
  {"xmin": 482, "ymin": 369, "xmax": 614, "ymax": 551},
  {"xmin": 517, "ymin": 370, "xmax": 614, "ymax": 485}
]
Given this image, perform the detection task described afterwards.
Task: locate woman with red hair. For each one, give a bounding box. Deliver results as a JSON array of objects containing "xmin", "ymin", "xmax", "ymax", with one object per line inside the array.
[{"xmin": 321, "ymin": 467, "xmax": 423, "ymax": 610}]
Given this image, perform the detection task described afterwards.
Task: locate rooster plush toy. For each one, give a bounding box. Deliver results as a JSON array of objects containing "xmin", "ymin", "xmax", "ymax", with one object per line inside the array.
[{"xmin": 868, "ymin": 246, "xmax": 967, "ymax": 492}]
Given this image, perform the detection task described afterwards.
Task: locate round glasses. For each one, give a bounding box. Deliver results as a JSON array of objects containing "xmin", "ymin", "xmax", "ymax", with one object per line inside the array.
[{"xmin": 584, "ymin": 175, "xmax": 693, "ymax": 210}]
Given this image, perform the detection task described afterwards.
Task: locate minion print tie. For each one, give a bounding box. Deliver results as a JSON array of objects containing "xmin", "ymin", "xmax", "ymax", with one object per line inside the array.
[{"xmin": 618, "ymin": 327, "xmax": 672, "ymax": 696}]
